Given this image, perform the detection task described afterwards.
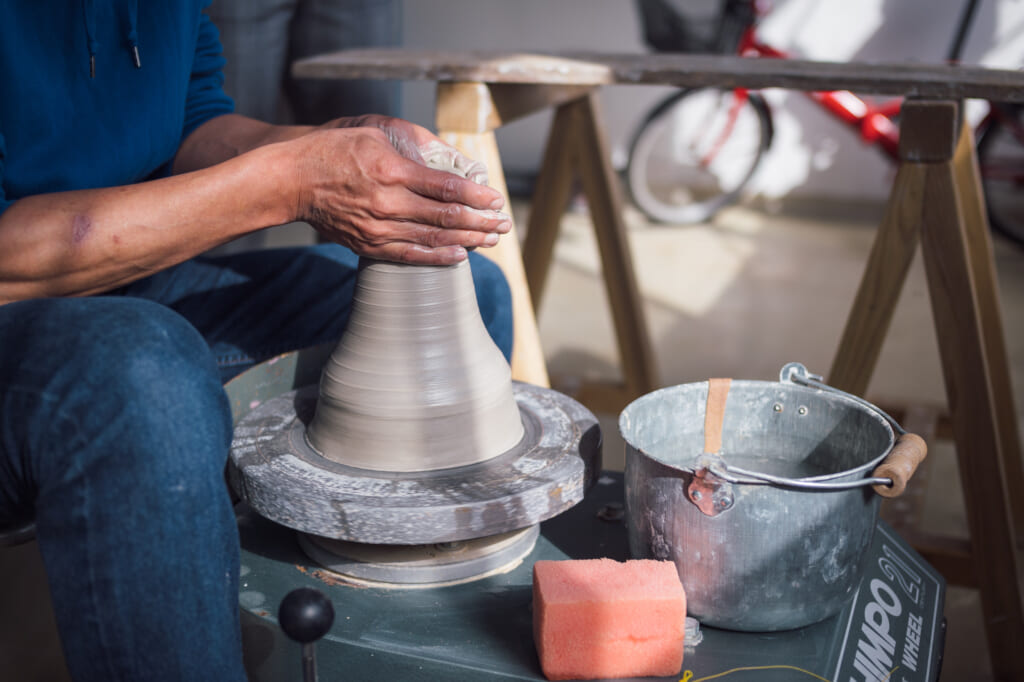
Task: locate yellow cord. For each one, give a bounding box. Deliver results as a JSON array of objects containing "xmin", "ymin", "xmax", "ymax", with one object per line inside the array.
[{"xmin": 680, "ymin": 664, "xmax": 899, "ymax": 682}]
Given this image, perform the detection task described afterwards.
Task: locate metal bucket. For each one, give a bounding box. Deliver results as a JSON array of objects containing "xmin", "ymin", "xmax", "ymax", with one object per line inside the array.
[{"xmin": 620, "ymin": 363, "xmax": 916, "ymax": 632}]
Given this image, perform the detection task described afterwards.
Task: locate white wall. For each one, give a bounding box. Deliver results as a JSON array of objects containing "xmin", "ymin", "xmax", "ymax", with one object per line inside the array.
[{"xmin": 399, "ymin": 0, "xmax": 1024, "ymax": 203}]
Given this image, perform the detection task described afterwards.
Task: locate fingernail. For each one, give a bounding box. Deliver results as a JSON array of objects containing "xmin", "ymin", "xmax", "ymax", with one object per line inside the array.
[
  {"xmin": 489, "ymin": 195, "xmax": 505, "ymax": 210},
  {"xmin": 497, "ymin": 220, "xmax": 512, "ymax": 233},
  {"xmin": 484, "ymin": 233, "xmax": 500, "ymax": 246}
]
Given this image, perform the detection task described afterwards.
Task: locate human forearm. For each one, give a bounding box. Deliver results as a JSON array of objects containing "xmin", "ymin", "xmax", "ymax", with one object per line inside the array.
[
  {"xmin": 0, "ymin": 117, "xmax": 512, "ymax": 305},
  {"xmin": 172, "ymin": 113, "xmax": 316, "ymax": 174},
  {"xmin": 0, "ymin": 142, "xmax": 296, "ymax": 304},
  {"xmin": 173, "ymin": 116, "xmax": 512, "ymax": 264},
  {"xmin": 173, "ymin": 113, "xmax": 445, "ymax": 175}
]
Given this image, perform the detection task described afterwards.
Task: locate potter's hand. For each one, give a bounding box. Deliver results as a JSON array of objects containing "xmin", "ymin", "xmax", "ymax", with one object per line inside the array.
[
  {"xmin": 293, "ymin": 122, "xmax": 510, "ymax": 265},
  {"xmin": 328, "ymin": 115, "xmax": 489, "ymax": 185}
]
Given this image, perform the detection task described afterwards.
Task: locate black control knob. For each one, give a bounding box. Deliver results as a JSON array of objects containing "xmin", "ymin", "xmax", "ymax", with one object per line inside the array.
[{"xmin": 278, "ymin": 587, "xmax": 335, "ymax": 682}]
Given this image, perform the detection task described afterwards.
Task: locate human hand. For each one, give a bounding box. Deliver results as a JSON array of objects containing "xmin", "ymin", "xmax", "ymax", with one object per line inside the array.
[
  {"xmin": 292, "ymin": 121, "xmax": 510, "ymax": 265},
  {"xmin": 331, "ymin": 115, "xmax": 488, "ymax": 185}
]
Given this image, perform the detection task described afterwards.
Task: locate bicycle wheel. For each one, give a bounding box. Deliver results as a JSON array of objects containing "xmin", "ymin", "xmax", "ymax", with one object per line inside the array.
[
  {"xmin": 627, "ymin": 88, "xmax": 773, "ymax": 225},
  {"xmin": 976, "ymin": 103, "xmax": 1024, "ymax": 248}
]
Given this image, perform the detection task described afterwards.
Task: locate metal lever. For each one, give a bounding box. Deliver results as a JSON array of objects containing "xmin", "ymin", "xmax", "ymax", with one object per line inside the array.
[{"xmin": 278, "ymin": 587, "xmax": 335, "ymax": 682}]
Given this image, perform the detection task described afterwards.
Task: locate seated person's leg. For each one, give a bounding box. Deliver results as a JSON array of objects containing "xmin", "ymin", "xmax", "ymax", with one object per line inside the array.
[
  {"xmin": 115, "ymin": 244, "xmax": 513, "ymax": 381},
  {"xmin": 0, "ymin": 297, "xmax": 245, "ymax": 682}
]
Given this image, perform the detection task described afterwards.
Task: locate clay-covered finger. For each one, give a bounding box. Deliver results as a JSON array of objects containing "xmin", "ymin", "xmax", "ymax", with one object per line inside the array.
[
  {"xmin": 404, "ymin": 164, "xmax": 505, "ymax": 211},
  {"xmin": 418, "ymin": 140, "xmax": 489, "ymax": 185},
  {"xmin": 380, "ymin": 193, "xmax": 510, "ymax": 235},
  {"xmin": 401, "ymin": 223, "xmax": 502, "ymax": 249},
  {"xmin": 366, "ymin": 242, "xmax": 469, "ymax": 266},
  {"xmin": 431, "ymin": 204, "xmax": 511, "ymax": 234}
]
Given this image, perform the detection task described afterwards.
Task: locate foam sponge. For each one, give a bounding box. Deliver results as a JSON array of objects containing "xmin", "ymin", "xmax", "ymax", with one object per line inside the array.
[{"xmin": 532, "ymin": 558, "xmax": 686, "ymax": 680}]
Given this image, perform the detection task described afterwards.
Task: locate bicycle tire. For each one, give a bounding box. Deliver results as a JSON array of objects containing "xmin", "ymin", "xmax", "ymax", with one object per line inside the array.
[
  {"xmin": 976, "ymin": 102, "xmax": 1024, "ymax": 249},
  {"xmin": 626, "ymin": 88, "xmax": 773, "ymax": 225}
]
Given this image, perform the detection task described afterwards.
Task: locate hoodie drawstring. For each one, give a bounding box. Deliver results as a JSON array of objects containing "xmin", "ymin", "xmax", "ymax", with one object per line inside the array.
[
  {"xmin": 82, "ymin": 0, "xmax": 142, "ymax": 78},
  {"xmin": 81, "ymin": 0, "xmax": 98, "ymax": 78},
  {"xmin": 127, "ymin": 0, "xmax": 141, "ymax": 69}
]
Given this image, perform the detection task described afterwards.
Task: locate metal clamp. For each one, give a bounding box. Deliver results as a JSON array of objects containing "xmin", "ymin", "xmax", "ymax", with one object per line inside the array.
[{"xmin": 687, "ymin": 459, "xmax": 736, "ymax": 516}]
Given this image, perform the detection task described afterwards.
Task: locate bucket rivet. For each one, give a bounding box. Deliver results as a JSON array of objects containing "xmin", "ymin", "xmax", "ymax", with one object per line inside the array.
[
  {"xmin": 691, "ymin": 490, "xmax": 703, "ymax": 501},
  {"xmin": 798, "ymin": 406, "xmax": 808, "ymax": 416},
  {"xmin": 773, "ymin": 403, "xmax": 783, "ymax": 412}
]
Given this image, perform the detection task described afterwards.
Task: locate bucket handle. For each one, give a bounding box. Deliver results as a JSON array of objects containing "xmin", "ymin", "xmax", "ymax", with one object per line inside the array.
[
  {"xmin": 706, "ymin": 431, "xmax": 925, "ymax": 494},
  {"xmin": 703, "ymin": 364, "xmax": 927, "ymax": 496},
  {"xmin": 780, "ymin": 363, "xmax": 927, "ymax": 496}
]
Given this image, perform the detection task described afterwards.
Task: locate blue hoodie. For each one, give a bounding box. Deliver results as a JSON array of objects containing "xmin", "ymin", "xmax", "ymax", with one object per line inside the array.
[{"xmin": 0, "ymin": 1, "xmax": 235, "ymax": 218}]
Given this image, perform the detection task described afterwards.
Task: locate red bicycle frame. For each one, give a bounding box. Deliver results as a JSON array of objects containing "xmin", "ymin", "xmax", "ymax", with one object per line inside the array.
[{"xmin": 733, "ymin": 3, "xmax": 903, "ymax": 160}]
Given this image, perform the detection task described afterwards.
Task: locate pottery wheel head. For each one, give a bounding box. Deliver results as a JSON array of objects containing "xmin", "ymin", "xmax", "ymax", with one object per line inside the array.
[{"xmin": 230, "ymin": 381, "xmax": 602, "ymax": 544}]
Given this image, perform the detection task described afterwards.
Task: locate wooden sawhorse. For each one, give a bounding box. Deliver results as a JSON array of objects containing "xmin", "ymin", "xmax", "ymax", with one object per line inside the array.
[{"xmin": 829, "ymin": 98, "xmax": 1024, "ymax": 680}]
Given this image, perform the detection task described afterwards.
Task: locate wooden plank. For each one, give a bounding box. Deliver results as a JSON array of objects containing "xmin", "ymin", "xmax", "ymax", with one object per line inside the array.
[
  {"xmin": 828, "ymin": 163, "xmax": 927, "ymax": 396},
  {"xmin": 952, "ymin": 120, "xmax": 1024, "ymax": 547},
  {"xmin": 919, "ymin": 156, "xmax": 1024, "ymax": 682},
  {"xmin": 294, "ymin": 49, "xmax": 1024, "ymax": 101}
]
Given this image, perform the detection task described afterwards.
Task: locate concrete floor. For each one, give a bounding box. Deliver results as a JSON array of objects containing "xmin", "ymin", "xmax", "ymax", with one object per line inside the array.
[{"xmin": 2, "ymin": 194, "xmax": 1022, "ymax": 681}]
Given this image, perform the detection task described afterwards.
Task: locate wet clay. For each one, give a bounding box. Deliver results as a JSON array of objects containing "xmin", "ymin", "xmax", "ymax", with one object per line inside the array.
[{"xmin": 305, "ymin": 258, "xmax": 525, "ymax": 471}]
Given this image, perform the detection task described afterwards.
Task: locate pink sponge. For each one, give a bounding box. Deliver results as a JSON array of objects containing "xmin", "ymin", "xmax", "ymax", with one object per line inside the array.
[{"xmin": 532, "ymin": 558, "xmax": 686, "ymax": 680}]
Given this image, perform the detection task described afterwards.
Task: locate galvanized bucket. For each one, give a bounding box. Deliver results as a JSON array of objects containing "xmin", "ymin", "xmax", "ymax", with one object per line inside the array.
[{"xmin": 620, "ymin": 363, "xmax": 925, "ymax": 632}]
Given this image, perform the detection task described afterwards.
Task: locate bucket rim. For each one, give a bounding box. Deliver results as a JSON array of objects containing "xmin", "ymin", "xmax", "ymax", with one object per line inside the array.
[{"xmin": 618, "ymin": 378, "xmax": 896, "ymax": 484}]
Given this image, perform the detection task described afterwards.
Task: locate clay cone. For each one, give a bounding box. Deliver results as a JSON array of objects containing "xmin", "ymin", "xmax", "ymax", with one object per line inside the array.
[{"xmin": 305, "ymin": 257, "xmax": 525, "ymax": 472}]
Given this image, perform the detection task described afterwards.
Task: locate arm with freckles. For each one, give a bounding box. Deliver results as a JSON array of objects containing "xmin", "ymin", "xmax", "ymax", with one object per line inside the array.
[
  {"xmin": 0, "ymin": 140, "xmax": 296, "ymax": 305},
  {"xmin": 0, "ymin": 116, "xmax": 509, "ymax": 306}
]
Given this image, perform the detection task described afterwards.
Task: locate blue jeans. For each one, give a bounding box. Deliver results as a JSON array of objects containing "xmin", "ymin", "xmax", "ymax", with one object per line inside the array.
[
  {"xmin": 0, "ymin": 245, "xmax": 512, "ymax": 680},
  {"xmin": 207, "ymin": 0, "xmax": 403, "ymax": 124}
]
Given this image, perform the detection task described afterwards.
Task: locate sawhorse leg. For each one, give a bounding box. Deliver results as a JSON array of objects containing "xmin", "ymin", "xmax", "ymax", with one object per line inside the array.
[
  {"xmin": 829, "ymin": 99, "xmax": 1024, "ymax": 681},
  {"xmin": 522, "ymin": 92, "xmax": 658, "ymax": 413}
]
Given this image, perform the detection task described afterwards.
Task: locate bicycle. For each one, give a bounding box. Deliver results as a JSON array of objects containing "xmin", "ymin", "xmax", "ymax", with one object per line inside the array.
[{"xmin": 626, "ymin": 0, "xmax": 1024, "ymax": 247}]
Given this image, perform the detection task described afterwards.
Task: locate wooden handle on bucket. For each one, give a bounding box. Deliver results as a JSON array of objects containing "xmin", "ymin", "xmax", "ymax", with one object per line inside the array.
[
  {"xmin": 703, "ymin": 378, "xmax": 731, "ymax": 454},
  {"xmin": 872, "ymin": 433, "xmax": 928, "ymax": 498}
]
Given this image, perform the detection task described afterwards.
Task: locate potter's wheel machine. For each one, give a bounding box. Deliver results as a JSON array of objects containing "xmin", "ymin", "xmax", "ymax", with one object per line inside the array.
[
  {"xmin": 230, "ymin": 256, "xmax": 601, "ymax": 589},
  {"xmin": 230, "ymin": 254, "xmax": 601, "ymax": 593}
]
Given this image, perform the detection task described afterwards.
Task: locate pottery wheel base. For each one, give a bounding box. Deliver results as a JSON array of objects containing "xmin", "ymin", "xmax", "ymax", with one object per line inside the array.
[
  {"xmin": 296, "ymin": 525, "xmax": 539, "ymax": 588},
  {"xmin": 229, "ymin": 382, "xmax": 601, "ymax": 545}
]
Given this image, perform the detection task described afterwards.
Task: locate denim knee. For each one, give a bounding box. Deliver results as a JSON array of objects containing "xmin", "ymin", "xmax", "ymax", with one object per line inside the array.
[
  {"xmin": 0, "ymin": 297, "xmax": 232, "ymax": 501},
  {"xmin": 69, "ymin": 299, "xmax": 232, "ymax": 490}
]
